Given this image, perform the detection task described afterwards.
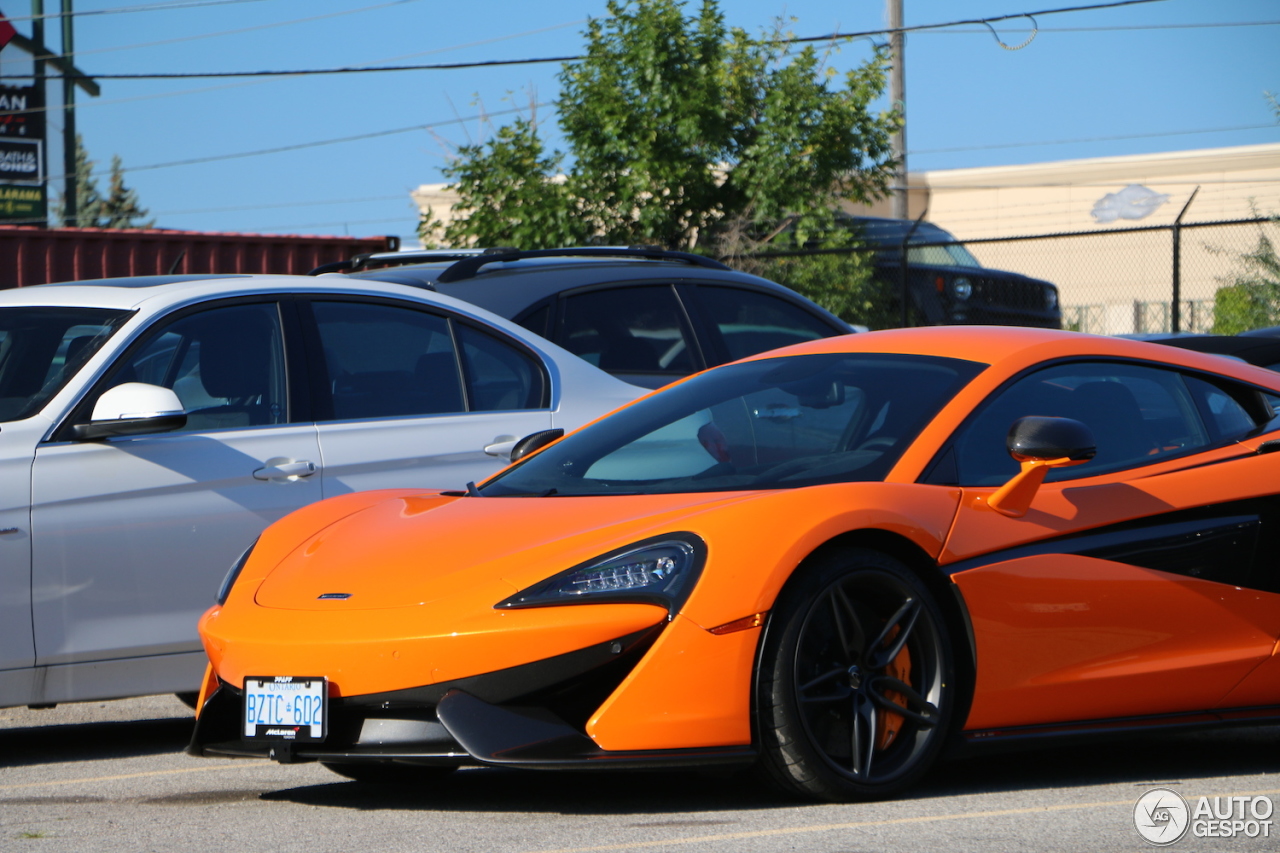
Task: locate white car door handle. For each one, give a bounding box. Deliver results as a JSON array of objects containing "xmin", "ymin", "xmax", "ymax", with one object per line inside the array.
[
  {"xmin": 483, "ymin": 435, "xmax": 518, "ymax": 458},
  {"xmin": 252, "ymin": 459, "xmax": 317, "ymax": 481}
]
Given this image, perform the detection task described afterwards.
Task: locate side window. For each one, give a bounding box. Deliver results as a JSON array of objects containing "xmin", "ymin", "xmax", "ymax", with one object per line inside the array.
[
  {"xmin": 515, "ymin": 303, "xmax": 551, "ymax": 339},
  {"xmin": 311, "ymin": 301, "xmax": 464, "ymax": 421},
  {"xmin": 954, "ymin": 362, "xmax": 1209, "ymax": 486},
  {"xmin": 456, "ymin": 324, "xmax": 546, "ymax": 411},
  {"xmin": 694, "ymin": 286, "xmax": 841, "ymax": 362},
  {"xmin": 107, "ymin": 302, "xmax": 287, "ymax": 431},
  {"xmin": 1184, "ymin": 376, "xmax": 1260, "ymax": 441},
  {"xmin": 557, "ymin": 286, "xmax": 697, "ymax": 377}
]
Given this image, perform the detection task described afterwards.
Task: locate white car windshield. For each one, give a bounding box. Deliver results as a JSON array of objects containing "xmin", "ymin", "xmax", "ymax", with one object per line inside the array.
[{"xmin": 0, "ymin": 307, "xmax": 132, "ymax": 422}]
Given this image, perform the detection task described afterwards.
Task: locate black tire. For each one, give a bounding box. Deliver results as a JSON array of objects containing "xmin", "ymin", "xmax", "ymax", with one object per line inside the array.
[
  {"xmin": 757, "ymin": 548, "xmax": 955, "ymax": 801},
  {"xmin": 321, "ymin": 761, "xmax": 458, "ymax": 786}
]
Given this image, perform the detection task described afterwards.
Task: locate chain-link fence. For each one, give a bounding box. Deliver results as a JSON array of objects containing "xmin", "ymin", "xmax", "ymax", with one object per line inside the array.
[
  {"xmin": 745, "ymin": 216, "xmax": 1278, "ymax": 335},
  {"xmin": 962, "ymin": 217, "xmax": 1277, "ymax": 335}
]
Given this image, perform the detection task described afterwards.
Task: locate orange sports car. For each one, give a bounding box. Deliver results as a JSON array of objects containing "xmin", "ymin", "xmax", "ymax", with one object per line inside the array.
[{"xmin": 189, "ymin": 327, "xmax": 1280, "ymax": 801}]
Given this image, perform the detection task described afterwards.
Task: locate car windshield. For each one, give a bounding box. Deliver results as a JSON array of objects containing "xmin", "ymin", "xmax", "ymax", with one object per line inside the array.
[
  {"xmin": 854, "ymin": 220, "xmax": 984, "ymax": 269},
  {"xmin": 481, "ymin": 352, "xmax": 985, "ymax": 496},
  {"xmin": 905, "ymin": 242, "xmax": 983, "ymax": 269},
  {"xmin": 0, "ymin": 306, "xmax": 132, "ymax": 422}
]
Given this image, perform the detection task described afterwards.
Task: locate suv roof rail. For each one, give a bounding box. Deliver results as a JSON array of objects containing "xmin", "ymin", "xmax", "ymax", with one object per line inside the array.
[
  {"xmin": 435, "ymin": 246, "xmax": 731, "ymax": 284},
  {"xmin": 309, "ymin": 248, "xmax": 493, "ymax": 276}
]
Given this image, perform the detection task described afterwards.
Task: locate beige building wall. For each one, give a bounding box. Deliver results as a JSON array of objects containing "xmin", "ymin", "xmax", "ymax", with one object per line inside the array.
[
  {"xmin": 409, "ymin": 184, "xmax": 465, "ymax": 244},
  {"xmin": 903, "ymin": 143, "xmax": 1280, "ymax": 334}
]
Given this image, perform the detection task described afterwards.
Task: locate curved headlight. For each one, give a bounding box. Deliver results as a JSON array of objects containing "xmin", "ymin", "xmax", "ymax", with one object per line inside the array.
[
  {"xmin": 216, "ymin": 538, "xmax": 258, "ymax": 605},
  {"xmin": 496, "ymin": 533, "xmax": 706, "ymax": 616},
  {"xmin": 1045, "ymin": 286, "xmax": 1059, "ymax": 310},
  {"xmin": 951, "ymin": 277, "xmax": 973, "ymax": 301}
]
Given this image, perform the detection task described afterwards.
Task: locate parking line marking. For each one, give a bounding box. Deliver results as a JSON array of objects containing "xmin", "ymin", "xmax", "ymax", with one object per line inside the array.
[
  {"xmin": 0, "ymin": 761, "xmax": 276, "ymax": 792},
  {"xmin": 527, "ymin": 787, "xmax": 1280, "ymax": 853}
]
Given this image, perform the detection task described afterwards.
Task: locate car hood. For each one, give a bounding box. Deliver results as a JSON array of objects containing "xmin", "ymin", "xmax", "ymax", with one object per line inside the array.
[{"xmin": 252, "ymin": 490, "xmax": 762, "ymax": 612}]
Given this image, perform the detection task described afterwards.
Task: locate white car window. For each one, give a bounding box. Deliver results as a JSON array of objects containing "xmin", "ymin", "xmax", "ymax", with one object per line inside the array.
[
  {"xmin": 456, "ymin": 323, "xmax": 546, "ymax": 411},
  {"xmin": 106, "ymin": 302, "xmax": 287, "ymax": 431},
  {"xmin": 312, "ymin": 300, "xmax": 465, "ymax": 420}
]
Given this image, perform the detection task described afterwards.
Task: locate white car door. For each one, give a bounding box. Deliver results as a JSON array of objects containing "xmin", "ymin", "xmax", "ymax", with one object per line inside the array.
[
  {"xmin": 0, "ymin": 429, "xmax": 35, "ymax": 672},
  {"xmin": 0, "ymin": 304, "xmax": 134, "ymax": 691},
  {"xmin": 29, "ymin": 300, "xmax": 321, "ymax": 687},
  {"xmin": 304, "ymin": 298, "xmax": 551, "ymax": 495}
]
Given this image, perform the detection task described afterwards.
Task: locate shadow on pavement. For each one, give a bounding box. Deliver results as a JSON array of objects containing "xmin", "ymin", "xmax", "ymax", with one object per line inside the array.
[
  {"xmin": 261, "ymin": 725, "xmax": 1280, "ymax": 813},
  {"xmin": 923, "ymin": 724, "xmax": 1280, "ymax": 798},
  {"xmin": 262, "ymin": 765, "xmax": 790, "ymax": 814},
  {"xmin": 0, "ymin": 717, "xmax": 194, "ymax": 769},
  {"xmin": 3, "ymin": 710, "xmax": 1275, "ymax": 812}
]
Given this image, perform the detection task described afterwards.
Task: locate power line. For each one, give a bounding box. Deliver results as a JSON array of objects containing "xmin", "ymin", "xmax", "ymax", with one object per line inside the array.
[
  {"xmin": 55, "ymin": 115, "xmax": 1275, "ymax": 187},
  {"xmin": 47, "ymin": 103, "xmax": 553, "ymax": 183},
  {"xmin": 241, "ymin": 215, "xmax": 412, "ymax": 232},
  {"xmin": 58, "ymin": 0, "xmax": 1171, "ymax": 81},
  {"xmin": 915, "ymin": 21, "xmax": 1280, "ymax": 34},
  {"xmin": 791, "ymin": 0, "xmax": 1169, "ymax": 43},
  {"xmin": 0, "ymin": 19, "xmax": 587, "ymax": 115},
  {"xmin": 81, "ymin": 115, "xmax": 1274, "ymax": 191},
  {"xmin": 912, "ymin": 124, "xmax": 1280, "ymax": 155},
  {"xmin": 2, "ymin": 0, "xmax": 278, "ymax": 23},
  {"xmin": 155, "ymin": 194, "xmax": 407, "ymax": 216},
  {"xmin": 50, "ymin": 0, "xmax": 427, "ymax": 61},
  {"xmin": 71, "ymin": 53, "xmax": 579, "ymax": 80}
]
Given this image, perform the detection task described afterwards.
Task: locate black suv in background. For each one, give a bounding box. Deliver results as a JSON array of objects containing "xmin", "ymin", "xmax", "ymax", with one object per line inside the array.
[
  {"xmin": 316, "ymin": 247, "xmax": 854, "ymax": 389},
  {"xmin": 847, "ymin": 216, "xmax": 1061, "ymax": 329}
]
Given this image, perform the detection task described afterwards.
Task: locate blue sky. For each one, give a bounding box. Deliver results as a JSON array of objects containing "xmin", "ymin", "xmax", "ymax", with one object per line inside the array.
[{"xmin": 0, "ymin": 0, "xmax": 1275, "ymax": 240}]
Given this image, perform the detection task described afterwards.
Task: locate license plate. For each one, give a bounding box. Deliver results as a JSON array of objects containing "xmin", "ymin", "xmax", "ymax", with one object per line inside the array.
[{"xmin": 242, "ymin": 676, "xmax": 327, "ymax": 741}]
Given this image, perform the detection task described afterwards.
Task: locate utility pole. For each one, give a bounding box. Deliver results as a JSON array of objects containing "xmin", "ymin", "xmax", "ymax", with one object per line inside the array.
[
  {"xmin": 60, "ymin": 0, "xmax": 75, "ymax": 226},
  {"xmin": 888, "ymin": 0, "xmax": 907, "ymax": 219},
  {"xmin": 31, "ymin": 0, "xmax": 44, "ymax": 225}
]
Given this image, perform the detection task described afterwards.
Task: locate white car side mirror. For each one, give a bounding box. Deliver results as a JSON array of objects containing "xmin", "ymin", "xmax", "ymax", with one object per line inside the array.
[{"xmin": 74, "ymin": 382, "xmax": 187, "ymax": 440}]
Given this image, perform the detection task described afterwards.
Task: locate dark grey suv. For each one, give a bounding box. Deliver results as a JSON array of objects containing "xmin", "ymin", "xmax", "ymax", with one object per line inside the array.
[
  {"xmin": 315, "ymin": 247, "xmax": 855, "ymax": 389},
  {"xmin": 848, "ymin": 217, "xmax": 1061, "ymax": 329}
]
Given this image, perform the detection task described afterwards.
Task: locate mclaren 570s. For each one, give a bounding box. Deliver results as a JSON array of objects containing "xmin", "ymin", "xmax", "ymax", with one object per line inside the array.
[{"xmin": 190, "ymin": 327, "xmax": 1280, "ymax": 801}]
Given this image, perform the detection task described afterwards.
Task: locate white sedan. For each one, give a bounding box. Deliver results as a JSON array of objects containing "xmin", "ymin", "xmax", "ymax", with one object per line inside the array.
[{"xmin": 0, "ymin": 273, "xmax": 641, "ymax": 710}]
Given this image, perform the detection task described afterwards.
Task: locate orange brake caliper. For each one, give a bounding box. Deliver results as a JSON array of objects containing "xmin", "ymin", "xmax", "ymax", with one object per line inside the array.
[{"xmin": 877, "ymin": 625, "xmax": 912, "ymax": 751}]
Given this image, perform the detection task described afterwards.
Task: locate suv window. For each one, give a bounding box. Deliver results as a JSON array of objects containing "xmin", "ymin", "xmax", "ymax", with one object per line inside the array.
[
  {"xmin": 312, "ymin": 301, "xmax": 464, "ymax": 420},
  {"xmin": 557, "ymin": 285, "xmax": 698, "ymax": 378},
  {"xmin": 953, "ymin": 361, "xmax": 1211, "ymax": 486},
  {"xmin": 109, "ymin": 302, "xmax": 288, "ymax": 431},
  {"xmin": 694, "ymin": 286, "xmax": 841, "ymax": 362}
]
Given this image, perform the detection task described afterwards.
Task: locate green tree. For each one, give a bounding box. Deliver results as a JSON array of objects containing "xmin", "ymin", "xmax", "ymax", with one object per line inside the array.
[
  {"xmin": 1212, "ymin": 215, "xmax": 1280, "ymax": 334},
  {"xmin": 433, "ymin": 0, "xmax": 899, "ymax": 324},
  {"xmin": 55, "ymin": 135, "xmax": 153, "ymax": 229}
]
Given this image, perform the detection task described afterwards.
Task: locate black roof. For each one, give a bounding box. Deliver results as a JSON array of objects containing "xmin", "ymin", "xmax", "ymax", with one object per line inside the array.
[{"xmin": 340, "ymin": 250, "xmax": 847, "ymax": 328}]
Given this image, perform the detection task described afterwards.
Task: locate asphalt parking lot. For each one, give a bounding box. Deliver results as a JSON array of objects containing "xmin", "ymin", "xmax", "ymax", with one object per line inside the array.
[{"xmin": 1, "ymin": 695, "xmax": 1277, "ymax": 853}]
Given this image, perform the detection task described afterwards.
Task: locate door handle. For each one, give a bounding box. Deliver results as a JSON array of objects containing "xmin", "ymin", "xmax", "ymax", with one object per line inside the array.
[
  {"xmin": 483, "ymin": 435, "xmax": 518, "ymax": 458},
  {"xmin": 253, "ymin": 458, "xmax": 317, "ymax": 482}
]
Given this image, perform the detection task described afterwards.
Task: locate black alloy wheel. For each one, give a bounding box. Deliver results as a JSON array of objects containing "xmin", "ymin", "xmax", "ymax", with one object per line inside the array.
[{"xmin": 757, "ymin": 549, "xmax": 954, "ymax": 801}]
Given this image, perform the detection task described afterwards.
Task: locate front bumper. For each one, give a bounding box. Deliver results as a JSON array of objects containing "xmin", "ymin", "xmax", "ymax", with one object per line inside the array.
[{"xmin": 189, "ymin": 624, "xmax": 756, "ymax": 770}]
